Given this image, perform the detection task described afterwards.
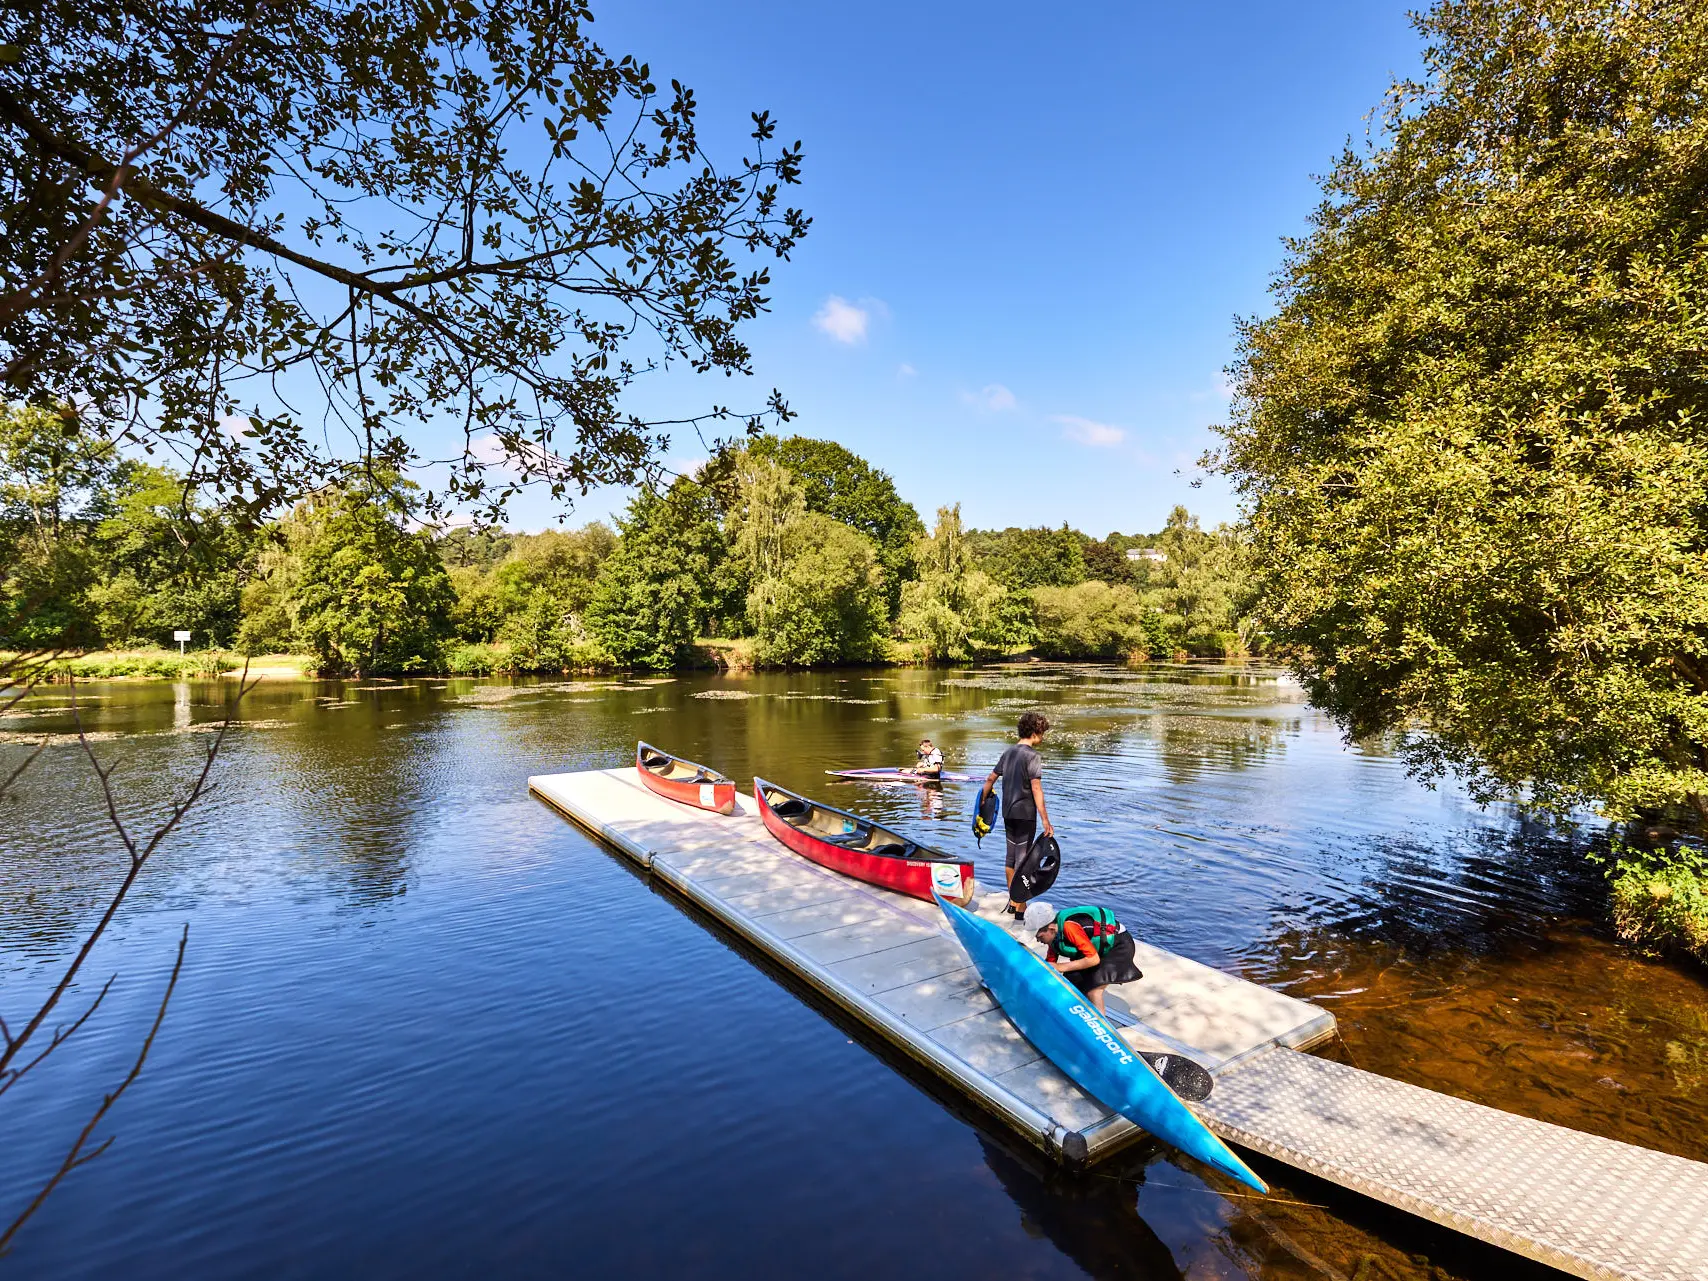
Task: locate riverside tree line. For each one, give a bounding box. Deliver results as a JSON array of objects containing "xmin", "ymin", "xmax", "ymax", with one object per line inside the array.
[{"xmin": 0, "ymin": 412, "xmax": 1256, "ymax": 675}]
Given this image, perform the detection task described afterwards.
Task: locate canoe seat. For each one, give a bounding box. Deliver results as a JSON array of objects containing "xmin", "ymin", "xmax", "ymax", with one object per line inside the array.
[
  {"xmin": 868, "ymin": 842, "xmax": 908, "ymax": 858},
  {"xmin": 826, "ymin": 825, "xmax": 873, "ymax": 847},
  {"xmin": 771, "ymin": 798, "xmax": 811, "ymax": 819}
]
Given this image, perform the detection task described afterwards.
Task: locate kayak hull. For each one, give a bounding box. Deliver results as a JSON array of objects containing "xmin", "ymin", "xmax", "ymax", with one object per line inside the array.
[
  {"xmin": 754, "ymin": 779, "xmax": 975, "ymax": 906},
  {"xmin": 934, "ymin": 894, "xmax": 1266, "ymax": 1192},
  {"xmin": 636, "ymin": 742, "xmax": 737, "ymax": 815}
]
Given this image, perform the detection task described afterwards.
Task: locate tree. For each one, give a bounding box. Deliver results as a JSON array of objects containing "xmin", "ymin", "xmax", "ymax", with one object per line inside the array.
[
  {"xmin": 1217, "ymin": 0, "xmax": 1708, "ymax": 822},
  {"xmin": 748, "ymin": 513, "xmax": 887, "ymax": 666},
  {"xmin": 1031, "ymin": 581, "xmax": 1157, "ymax": 660},
  {"xmin": 484, "ymin": 524, "xmax": 616, "ymax": 668},
  {"xmin": 0, "ymin": 403, "xmax": 117, "ymax": 646},
  {"xmin": 585, "ymin": 478, "xmax": 727, "ymax": 669},
  {"xmin": 2, "ymin": 0, "xmax": 807, "ymax": 522},
  {"xmin": 897, "ymin": 504, "xmax": 1032, "ymax": 661},
  {"xmin": 89, "ymin": 462, "xmax": 250, "ymax": 646},
  {"xmin": 1139, "ymin": 508, "xmax": 1257, "ymax": 657},
  {"xmin": 291, "ymin": 482, "xmax": 454, "ymax": 675},
  {"xmin": 1082, "ymin": 537, "xmax": 1134, "ymax": 587},
  {"xmin": 968, "ymin": 524, "xmax": 1087, "ymax": 590},
  {"xmin": 746, "ymin": 435, "xmax": 923, "ymax": 617},
  {"xmin": 437, "ymin": 527, "xmax": 513, "ymax": 573}
]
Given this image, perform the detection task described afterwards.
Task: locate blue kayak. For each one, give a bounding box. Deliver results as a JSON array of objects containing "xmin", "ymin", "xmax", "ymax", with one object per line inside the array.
[{"xmin": 934, "ymin": 893, "xmax": 1267, "ymax": 1193}]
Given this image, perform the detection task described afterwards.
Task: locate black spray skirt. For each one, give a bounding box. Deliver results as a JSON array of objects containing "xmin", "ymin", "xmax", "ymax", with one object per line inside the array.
[{"xmin": 1064, "ymin": 930, "xmax": 1142, "ymax": 991}]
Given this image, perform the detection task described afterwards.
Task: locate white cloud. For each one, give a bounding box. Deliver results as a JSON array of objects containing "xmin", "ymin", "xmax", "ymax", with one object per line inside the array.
[
  {"xmin": 1053, "ymin": 414, "xmax": 1126, "ymax": 448},
  {"xmin": 960, "ymin": 383, "xmax": 1017, "ymax": 411},
  {"xmin": 897, "ymin": 362, "xmax": 917, "ymax": 377},
  {"xmin": 813, "ymin": 295, "xmax": 873, "ymax": 344}
]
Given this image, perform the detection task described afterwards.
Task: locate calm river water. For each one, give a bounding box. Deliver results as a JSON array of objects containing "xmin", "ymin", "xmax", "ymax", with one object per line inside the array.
[{"xmin": 3, "ymin": 665, "xmax": 1705, "ymax": 1279}]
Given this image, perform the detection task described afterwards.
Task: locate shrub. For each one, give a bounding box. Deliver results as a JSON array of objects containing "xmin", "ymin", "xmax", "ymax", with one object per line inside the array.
[{"xmin": 1608, "ymin": 843, "xmax": 1708, "ymax": 965}]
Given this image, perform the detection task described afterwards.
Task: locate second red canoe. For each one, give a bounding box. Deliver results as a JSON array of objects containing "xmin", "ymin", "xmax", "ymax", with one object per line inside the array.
[{"xmin": 754, "ymin": 777, "xmax": 975, "ymax": 906}]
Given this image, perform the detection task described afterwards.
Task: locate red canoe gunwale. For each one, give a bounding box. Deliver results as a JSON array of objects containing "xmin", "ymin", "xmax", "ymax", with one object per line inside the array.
[
  {"xmin": 636, "ymin": 741, "xmax": 737, "ymax": 816},
  {"xmin": 752, "ymin": 777, "xmax": 975, "ymax": 906}
]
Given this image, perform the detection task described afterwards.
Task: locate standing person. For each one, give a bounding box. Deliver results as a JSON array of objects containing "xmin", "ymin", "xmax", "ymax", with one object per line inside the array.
[
  {"xmin": 1023, "ymin": 901, "xmax": 1143, "ymax": 1015},
  {"xmin": 978, "ymin": 711, "xmax": 1053, "ymax": 917},
  {"xmin": 907, "ymin": 737, "xmax": 944, "ymax": 779}
]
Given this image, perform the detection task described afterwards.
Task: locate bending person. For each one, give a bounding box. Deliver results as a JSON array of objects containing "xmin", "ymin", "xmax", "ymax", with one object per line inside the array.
[{"xmin": 1025, "ymin": 902, "xmax": 1142, "ymax": 1015}]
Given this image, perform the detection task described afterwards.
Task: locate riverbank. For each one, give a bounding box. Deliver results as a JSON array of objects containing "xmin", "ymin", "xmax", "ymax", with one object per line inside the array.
[
  {"xmin": 15, "ymin": 638, "xmax": 943, "ymax": 683},
  {"xmin": 14, "ymin": 649, "xmax": 310, "ymax": 681}
]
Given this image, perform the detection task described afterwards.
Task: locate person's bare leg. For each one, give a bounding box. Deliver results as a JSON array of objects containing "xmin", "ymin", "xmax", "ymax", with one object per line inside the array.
[{"xmin": 1087, "ymin": 986, "xmax": 1107, "ymax": 1014}]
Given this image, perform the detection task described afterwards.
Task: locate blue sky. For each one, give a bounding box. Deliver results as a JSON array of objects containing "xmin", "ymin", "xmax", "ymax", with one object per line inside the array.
[{"xmin": 496, "ymin": 2, "xmax": 1424, "ymax": 536}]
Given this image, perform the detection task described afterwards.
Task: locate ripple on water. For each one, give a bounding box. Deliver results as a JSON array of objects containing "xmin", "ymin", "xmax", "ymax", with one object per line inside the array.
[{"xmin": 1, "ymin": 665, "xmax": 1704, "ymax": 1281}]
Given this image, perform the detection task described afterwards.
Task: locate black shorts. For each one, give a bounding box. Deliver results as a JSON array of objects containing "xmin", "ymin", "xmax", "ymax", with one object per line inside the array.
[
  {"xmin": 1065, "ymin": 931, "xmax": 1142, "ymax": 992},
  {"xmin": 1004, "ymin": 816, "xmax": 1035, "ymax": 870}
]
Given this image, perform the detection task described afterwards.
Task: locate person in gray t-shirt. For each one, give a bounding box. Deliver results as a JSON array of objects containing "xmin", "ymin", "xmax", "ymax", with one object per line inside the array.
[{"xmin": 977, "ymin": 710, "xmax": 1053, "ymax": 917}]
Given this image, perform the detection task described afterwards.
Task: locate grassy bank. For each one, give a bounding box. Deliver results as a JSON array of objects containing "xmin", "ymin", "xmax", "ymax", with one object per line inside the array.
[
  {"xmin": 1608, "ymin": 844, "xmax": 1708, "ymax": 966},
  {"xmin": 11, "ymin": 650, "xmax": 311, "ymax": 680}
]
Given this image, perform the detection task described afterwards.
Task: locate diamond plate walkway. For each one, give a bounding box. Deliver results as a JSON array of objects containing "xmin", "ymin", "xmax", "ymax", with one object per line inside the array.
[
  {"xmin": 1203, "ymin": 1049, "xmax": 1708, "ymax": 1281},
  {"xmin": 531, "ymin": 767, "xmax": 1708, "ymax": 1281}
]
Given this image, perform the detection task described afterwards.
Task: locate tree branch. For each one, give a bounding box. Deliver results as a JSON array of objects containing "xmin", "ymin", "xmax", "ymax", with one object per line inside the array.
[{"xmin": 0, "ymin": 927, "xmax": 189, "ymax": 1257}]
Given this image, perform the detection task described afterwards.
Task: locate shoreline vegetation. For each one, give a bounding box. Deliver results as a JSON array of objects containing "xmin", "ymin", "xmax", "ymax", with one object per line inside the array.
[{"xmin": 5, "ymin": 413, "xmax": 1706, "ymax": 967}]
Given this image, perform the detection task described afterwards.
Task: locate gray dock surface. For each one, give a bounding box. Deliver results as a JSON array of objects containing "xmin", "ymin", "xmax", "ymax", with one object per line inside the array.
[{"xmin": 531, "ymin": 767, "xmax": 1708, "ymax": 1281}]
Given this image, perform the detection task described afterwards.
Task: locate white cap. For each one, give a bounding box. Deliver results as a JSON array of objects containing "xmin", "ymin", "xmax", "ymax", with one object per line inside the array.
[{"xmin": 1022, "ymin": 901, "xmax": 1055, "ymax": 933}]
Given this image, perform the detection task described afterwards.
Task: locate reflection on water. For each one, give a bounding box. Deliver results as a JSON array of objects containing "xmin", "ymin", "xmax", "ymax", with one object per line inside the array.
[{"xmin": 2, "ymin": 665, "xmax": 1704, "ymax": 1279}]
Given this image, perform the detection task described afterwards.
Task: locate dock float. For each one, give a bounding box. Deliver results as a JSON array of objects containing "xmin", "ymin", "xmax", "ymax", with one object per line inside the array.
[{"xmin": 531, "ymin": 768, "xmax": 1708, "ymax": 1281}]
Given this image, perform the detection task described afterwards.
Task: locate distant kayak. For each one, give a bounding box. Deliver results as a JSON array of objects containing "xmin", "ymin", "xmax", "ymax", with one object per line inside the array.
[
  {"xmin": 933, "ymin": 893, "xmax": 1266, "ymax": 1192},
  {"xmin": 826, "ymin": 767, "xmax": 975, "ymax": 783}
]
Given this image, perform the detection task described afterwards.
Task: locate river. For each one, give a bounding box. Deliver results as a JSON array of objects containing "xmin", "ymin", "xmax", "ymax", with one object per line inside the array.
[{"xmin": 3, "ymin": 664, "xmax": 1705, "ymax": 1279}]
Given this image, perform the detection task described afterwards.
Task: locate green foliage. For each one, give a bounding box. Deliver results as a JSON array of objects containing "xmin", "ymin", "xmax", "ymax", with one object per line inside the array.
[
  {"xmin": 1218, "ymin": 0, "xmax": 1708, "ymax": 821},
  {"xmin": 968, "ymin": 524, "xmax": 1088, "ymax": 590},
  {"xmin": 88, "ymin": 463, "xmax": 249, "ymax": 647},
  {"xmin": 1030, "ymin": 582, "xmax": 1159, "ymax": 660},
  {"xmin": 438, "ymin": 527, "xmax": 514, "ymax": 572},
  {"xmin": 748, "ymin": 514, "xmax": 888, "ymax": 666},
  {"xmin": 1608, "ymin": 843, "xmax": 1708, "ymax": 964},
  {"xmin": 30, "ymin": 648, "xmax": 241, "ymax": 679},
  {"xmin": 747, "ymin": 436, "xmax": 923, "ymax": 618},
  {"xmin": 1082, "ymin": 538, "xmax": 1134, "ymax": 587},
  {"xmin": 4, "ymin": 0, "xmax": 806, "ymax": 522},
  {"xmin": 726, "ymin": 454, "xmax": 888, "ymax": 665},
  {"xmin": 586, "ymin": 479, "xmax": 729, "ymax": 670},
  {"xmin": 896, "ymin": 505, "xmax": 1032, "ymax": 661},
  {"xmin": 1139, "ymin": 508, "xmax": 1259, "ymax": 658},
  {"xmin": 291, "ymin": 483, "xmax": 455, "ymax": 677}
]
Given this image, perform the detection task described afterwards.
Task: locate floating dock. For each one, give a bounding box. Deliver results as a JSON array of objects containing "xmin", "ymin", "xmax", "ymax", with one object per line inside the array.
[{"xmin": 531, "ymin": 768, "xmax": 1708, "ymax": 1281}]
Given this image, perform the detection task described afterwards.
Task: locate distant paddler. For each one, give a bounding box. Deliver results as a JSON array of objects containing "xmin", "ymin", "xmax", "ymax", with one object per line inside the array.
[
  {"xmin": 1023, "ymin": 901, "xmax": 1143, "ymax": 1016},
  {"xmin": 905, "ymin": 737, "xmax": 944, "ymax": 779}
]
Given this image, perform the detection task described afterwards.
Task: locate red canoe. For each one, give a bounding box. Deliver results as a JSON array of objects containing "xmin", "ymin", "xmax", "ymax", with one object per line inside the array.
[
  {"xmin": 636, "ymin": 742, "xmax": 737, "ymax": 815},
  {"xmin": 753, "ymin": 777, "xmax": 975, "ymax": 906}
]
